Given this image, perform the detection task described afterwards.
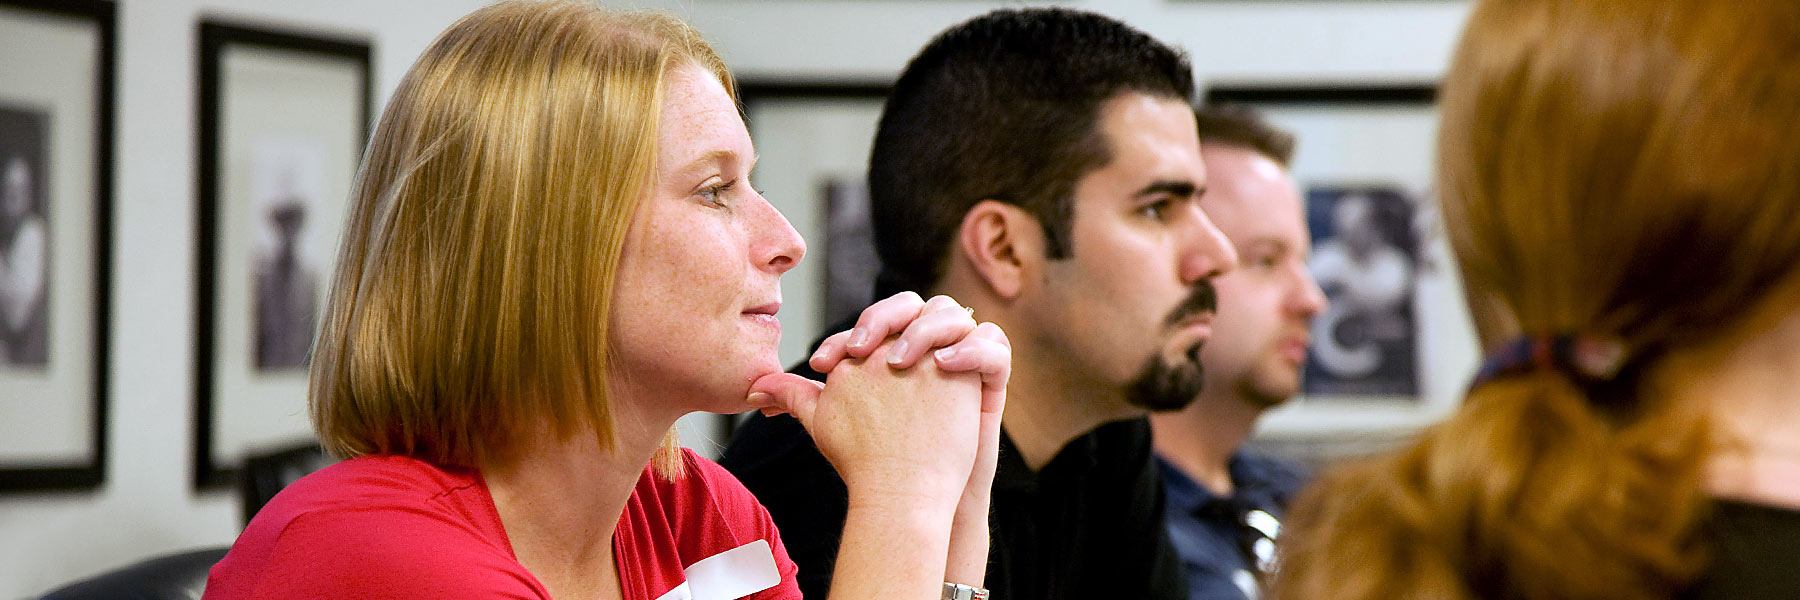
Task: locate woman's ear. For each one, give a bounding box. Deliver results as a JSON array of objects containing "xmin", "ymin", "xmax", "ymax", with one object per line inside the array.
[{"xmin": 955, "ymin": 200, "xmax": 1045, "ymax": 301}]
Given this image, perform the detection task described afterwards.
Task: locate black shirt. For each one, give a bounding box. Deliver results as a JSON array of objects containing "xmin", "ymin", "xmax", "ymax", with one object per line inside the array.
[
  {"xmin": 1682, "ymin": 499, "xmax": 1800, "ymax": 599},
  {"xmin": 721, "ymin": 337, "xmax": 1187, "ymax": 600}
]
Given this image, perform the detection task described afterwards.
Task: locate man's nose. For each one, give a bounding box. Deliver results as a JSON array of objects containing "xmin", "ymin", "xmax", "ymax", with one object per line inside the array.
[
  {"xmin": 1177, "ymin": 204, "xmax": 1237, "ymax": 285},
  {"xmin": 1290, "ymin": 265, "xmax": 1327, "ymax": 319}
]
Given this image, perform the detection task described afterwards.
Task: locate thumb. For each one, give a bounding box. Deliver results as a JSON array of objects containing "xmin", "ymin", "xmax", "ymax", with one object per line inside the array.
[{"xmin": 747, "ymin": 372, "xmax": 825, "ymax": 425}]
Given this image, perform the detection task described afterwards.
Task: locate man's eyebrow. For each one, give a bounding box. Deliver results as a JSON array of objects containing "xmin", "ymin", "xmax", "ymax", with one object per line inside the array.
[{"xmin": 1132, "ymin": 180, "xmax": 1202, "ymax": 199}]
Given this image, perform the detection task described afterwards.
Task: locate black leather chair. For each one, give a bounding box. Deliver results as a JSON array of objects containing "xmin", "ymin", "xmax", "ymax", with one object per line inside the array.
[
  {"xmin": 38, "ymin": 444, "xmax": 336, "ymax": 599},
  {"xmin": 39, "ymin": 547, "xmax": 229, "ymax": 600},
  {"xmin": 239, "ymin": 443, "xmax": 334, "ymax": 525}
]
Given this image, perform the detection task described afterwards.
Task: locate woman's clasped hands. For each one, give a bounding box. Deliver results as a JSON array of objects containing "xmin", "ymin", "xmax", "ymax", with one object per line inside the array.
[{"xmin": 744, "ymin": 291, "xmax": 1010, "ymax": 506}]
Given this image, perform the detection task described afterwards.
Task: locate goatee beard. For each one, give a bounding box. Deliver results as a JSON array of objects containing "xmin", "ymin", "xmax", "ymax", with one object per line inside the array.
[
  {"xmin": 1127, "ymin": 344, "xmax": 1204, "ymax": 411},
  {"xmin": 1127, "ymin": 281, "xmax": 1219, "ymax": 411}
]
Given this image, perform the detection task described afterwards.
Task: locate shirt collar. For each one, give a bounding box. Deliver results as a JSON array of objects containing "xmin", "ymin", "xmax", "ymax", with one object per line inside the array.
[
  {"xmin": 1156, "ymin": 452, "xmax": 1293, "ymax": 516},
  {"xmin": 993, "ymin": 424, "xmax": 1106, "ymax": 495}
]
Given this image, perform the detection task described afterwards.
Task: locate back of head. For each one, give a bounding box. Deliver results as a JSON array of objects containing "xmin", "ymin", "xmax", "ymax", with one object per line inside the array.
[
  {"xmin": 1277, "ymin": 1, "xmax": 1800, "ymax": 598},
  {"xmin": 309, "ymin": 0, "xmax": 731, "ymax": 471},
  {"xmin": 868, "ymin": 8, "xmax": 1193, "ymax": 295},
  {"xmin": 1193, "ymin": 103, "xmax": 1295, "ymax": 167}
]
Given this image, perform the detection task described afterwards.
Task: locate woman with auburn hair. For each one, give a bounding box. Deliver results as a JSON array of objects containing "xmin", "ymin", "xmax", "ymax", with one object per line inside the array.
[
  {"xmin": 204, "ymin": 2, "xmax": 1009, "ymax": 599},
  {"xmin": 1275, "ymin": 0, "xmax": 1800, "ymax": 598}
]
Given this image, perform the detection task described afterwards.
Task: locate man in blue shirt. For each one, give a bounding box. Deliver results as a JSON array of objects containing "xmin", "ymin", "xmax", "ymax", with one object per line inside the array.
[{"xmin": 1149, "ymin": 105, "xmax": 1325, "ymax": 600}]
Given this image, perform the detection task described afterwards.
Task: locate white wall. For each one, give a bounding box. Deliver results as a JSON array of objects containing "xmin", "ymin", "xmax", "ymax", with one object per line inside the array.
[
  {"xmin": 0, "ymin": 0, "xmax": 1471, "ymax": 596},
  {"xmin": 693, "ymin": 0, "xmax": 1469, "ymax": 83}
]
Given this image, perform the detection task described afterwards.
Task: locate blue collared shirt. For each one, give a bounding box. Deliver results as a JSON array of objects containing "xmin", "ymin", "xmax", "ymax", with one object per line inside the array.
[{"xmin": 1156, "ymin": 452, "xmax": 1310, "ymax": 600}]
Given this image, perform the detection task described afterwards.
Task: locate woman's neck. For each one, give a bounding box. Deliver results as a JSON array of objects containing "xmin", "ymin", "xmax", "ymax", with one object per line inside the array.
[
  {"xmin": 482, "ymin": 396, "xmax": 680, "ymax": 599},
  {"xmin": 1662, "ymin": 285, "xmax": 1800, "ymax": 509}
]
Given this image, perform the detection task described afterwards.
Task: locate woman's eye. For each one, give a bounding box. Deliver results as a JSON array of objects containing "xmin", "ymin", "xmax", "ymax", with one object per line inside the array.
[{"xmin": 698, "ymin": 180, "xmax": 736, "ymax": 207}]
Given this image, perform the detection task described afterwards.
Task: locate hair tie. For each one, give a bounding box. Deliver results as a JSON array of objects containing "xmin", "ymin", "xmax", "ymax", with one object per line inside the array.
[{"xmin": 1470, "ymin": 334, "xmax": 1631, "ymax": 388}]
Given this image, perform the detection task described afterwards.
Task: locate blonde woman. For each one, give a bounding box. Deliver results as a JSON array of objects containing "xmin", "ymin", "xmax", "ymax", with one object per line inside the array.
[
  {"xmin": 204, "ymin": 3, "xmax": 1008, "ymax": 599},
  {"xmin": 1275, "ymin": 0, "xmax": 1800, "ymax": 598}
]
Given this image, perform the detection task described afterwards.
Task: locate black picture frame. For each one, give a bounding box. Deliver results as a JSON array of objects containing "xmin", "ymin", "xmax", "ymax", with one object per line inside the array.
[
  {"xmin": 0, "ymin": 0, "xmax": 116, "ymax": 492},
  {"xmin": 1207, "ymin": 84, "xmax": 1435, "ymax": 106},
  {"xmin": 194, "ymin": 20, "xmax": 371, "ymax": 489}
]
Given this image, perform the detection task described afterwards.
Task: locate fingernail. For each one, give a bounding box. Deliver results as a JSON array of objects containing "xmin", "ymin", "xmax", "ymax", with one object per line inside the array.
[
  {"xmin": 809, "ymin": 346, "xmax": 829, "ymax": 363},
  {"xmin": 848, "ymin": 328, "xmax": 869, "ymax": 348},
  {"xmin": 887, "ymin": 341, "xmax": 911, "ymax": 365},
  {"xmin": 933, "ymin": 347, "xmax": 958, "ymax": 363},
  {"xmin": 747, "ymin": 392, "xmax": 773, "ymax": 407}
]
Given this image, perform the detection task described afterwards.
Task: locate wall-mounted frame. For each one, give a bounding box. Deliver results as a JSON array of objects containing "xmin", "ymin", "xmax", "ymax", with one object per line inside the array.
[
  {"xmin": 0, "ymin": 0, "xmax": 115, "ymax": 492},
  {"xmin": 194, "ymin": 20, "xmax": 370, "ymax": 488},
  {"xmin": 1203, "ymin": 84, "xmax": 1478, "ymax": 444}
]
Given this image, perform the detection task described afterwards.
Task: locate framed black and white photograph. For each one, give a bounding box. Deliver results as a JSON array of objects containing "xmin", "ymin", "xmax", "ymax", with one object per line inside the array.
[
  {"xmin": 1305, "ymin": 184, "xmax": 1420, "ymax": 397},
  {"xmin": 0, "ymin": 0, "xmax": 115, "ymax": 492},
  {"xmin": 1203, "ymin": 84, "xmax": 1477, "ymax": 441},
  {"xmin": 821, "ymin": 178, "xmax": 878, "ymax": 328},
  {"xmin": 194, "ymin": 20, "xmax": 370, "ymax": 488}
]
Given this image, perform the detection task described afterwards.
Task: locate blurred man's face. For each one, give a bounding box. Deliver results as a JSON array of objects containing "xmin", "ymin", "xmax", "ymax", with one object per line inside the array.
[{"xmin": 1195, "ymin": 144, "xmax": 1326, "ymax": 406}]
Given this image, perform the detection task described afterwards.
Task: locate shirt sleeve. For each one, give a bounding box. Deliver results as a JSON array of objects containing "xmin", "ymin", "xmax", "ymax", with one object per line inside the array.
[{"xmin": 245, "ymin": 508, "xmax": 546, "ymax": 600}]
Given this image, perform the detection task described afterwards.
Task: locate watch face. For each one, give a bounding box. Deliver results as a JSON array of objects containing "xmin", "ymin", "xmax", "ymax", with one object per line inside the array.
[{"xmin": 943, "ymin": 582, "xmax": 988, "ymax": 600}]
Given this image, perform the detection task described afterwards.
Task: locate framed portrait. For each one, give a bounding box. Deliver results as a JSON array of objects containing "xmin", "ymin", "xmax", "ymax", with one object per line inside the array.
[
  {"xmin": 1202, "ymin": 84, "xmax": 1479, "ymax": 445},
  {"xmin": 194, "ymin": 20, "xmax": 370, "ymax": 488},
  {"xmin": 0, "ymin": 0, "xmax": 115, "ymax": 492}
]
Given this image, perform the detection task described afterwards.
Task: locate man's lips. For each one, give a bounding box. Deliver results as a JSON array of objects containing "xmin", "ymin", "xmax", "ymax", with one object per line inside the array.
[
  {"xmin": 1165, "ymin": 311, "xmax": 1215, "ymax": 359},
  {"xmin": 1172, "ymin": 312, "xmax": 1214, "ymax": 334},
  {"xmin": 1277, "ymin": 336, "xmax": 1310, "ymax": 363}
]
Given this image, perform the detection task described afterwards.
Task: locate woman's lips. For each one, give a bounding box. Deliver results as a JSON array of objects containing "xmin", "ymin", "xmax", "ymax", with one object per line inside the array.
[{"xmin": 742, "ymin": 301, "xmax": 781, "ymax": 332}]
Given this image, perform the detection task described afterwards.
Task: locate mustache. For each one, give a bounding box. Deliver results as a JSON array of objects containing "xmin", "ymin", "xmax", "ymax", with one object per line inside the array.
[{"xmin": 1162, "ymin": 281, "xmax": 1218, "ymax": 328}]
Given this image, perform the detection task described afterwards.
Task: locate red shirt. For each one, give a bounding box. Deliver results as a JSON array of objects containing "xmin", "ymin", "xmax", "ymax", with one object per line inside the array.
[{"xmin": 205, "ymin": 449, "xmax": 801, "ymax": 599}]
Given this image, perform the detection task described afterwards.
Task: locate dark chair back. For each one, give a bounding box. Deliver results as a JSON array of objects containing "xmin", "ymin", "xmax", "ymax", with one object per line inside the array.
[
  {"xmin": 239, "ymin": 443, "xmax": 335, "ymax": 525},
  {"xmin": 39, "ymin": 547, "xmax": 229, "ymax": 600},
  {"xmin": 39, "ymin": 445, "xmax": 336, "ymax": 598}
]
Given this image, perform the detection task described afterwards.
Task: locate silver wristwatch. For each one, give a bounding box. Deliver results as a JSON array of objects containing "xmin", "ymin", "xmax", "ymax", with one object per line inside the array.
[{"xmin": 942, "ymin": 582, "xmax": 990, "ymax": 600}]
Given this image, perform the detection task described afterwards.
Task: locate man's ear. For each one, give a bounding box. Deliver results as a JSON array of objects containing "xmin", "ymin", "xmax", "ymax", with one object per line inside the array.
[{"xmin": 955, "ymin": 200, "xmax": 1045, "ymax": 301}]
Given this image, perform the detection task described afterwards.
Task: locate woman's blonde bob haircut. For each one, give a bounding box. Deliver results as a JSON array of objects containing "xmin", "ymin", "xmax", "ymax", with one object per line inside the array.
[{"xmin": 309, "ymin": 0, "xmax": 736, "ymax": 475}]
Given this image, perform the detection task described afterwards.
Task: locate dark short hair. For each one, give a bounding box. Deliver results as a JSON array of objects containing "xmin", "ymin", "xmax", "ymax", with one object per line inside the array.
[
  {"xmin": 868, "ymin": 8, "xmax": 1194, "ymax": 296},
  {"xmin": 1194, "ymin": 103, "xmax": 1296, "ymax": 167}
]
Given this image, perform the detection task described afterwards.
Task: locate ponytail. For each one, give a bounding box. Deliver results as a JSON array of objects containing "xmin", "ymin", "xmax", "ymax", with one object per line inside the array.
[{"xmin": 1275, "ymin": 364, "xmax": 1713, "ymax": 599}]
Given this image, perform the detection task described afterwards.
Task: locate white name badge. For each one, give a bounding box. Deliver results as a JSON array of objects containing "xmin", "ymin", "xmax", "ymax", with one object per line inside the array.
[{"xmin": 654, "ymin": 539, "xmax": 781, "ymax": 600}]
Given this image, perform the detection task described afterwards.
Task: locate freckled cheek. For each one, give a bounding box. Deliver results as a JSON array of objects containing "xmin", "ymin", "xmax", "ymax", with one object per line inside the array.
[{"xmin": 648, "ymin": 233, "xmax": 744, "ymax": 315}]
